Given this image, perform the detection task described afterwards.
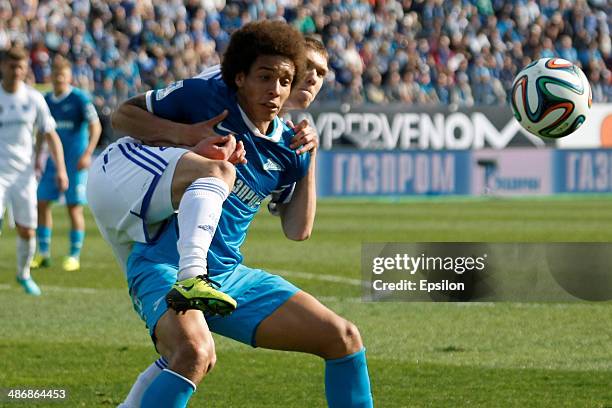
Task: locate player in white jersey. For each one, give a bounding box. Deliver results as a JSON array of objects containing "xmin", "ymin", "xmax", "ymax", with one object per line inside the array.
[{"xmin": 0, "ymin": 47, "xmax": 68, "ymax": 295}]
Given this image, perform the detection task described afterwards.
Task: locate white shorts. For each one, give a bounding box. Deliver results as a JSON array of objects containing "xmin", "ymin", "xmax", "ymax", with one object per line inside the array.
[
  {"xmin": 86, "ymin": 137, "xmax": 189, "ymax": 267},
  {"xmin": 0, "ymin": 170, "xmax": 37, "ymax": 229}
]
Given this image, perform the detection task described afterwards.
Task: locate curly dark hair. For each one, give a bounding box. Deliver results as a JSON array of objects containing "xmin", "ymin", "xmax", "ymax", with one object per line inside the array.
[{"xmin": 221, "ymin": 21, "xmax": 306, "ymax": 91}]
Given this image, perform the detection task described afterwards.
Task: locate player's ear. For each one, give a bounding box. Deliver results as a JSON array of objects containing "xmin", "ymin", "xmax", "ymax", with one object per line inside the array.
[{"xmin": 234, "ymin": 72, "xmax": 245, "ymax": 89}]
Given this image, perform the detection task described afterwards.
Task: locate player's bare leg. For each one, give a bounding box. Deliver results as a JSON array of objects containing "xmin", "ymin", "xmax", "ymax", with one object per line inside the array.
[
  {"xmin": 138, "ymin": 310, "xmax": 215, "ymax": 407},
  {"xmin": 31, "ymin": 200, "xmax": 52, "ymax": 269},
  {"xmin": 155, "ymin": 310, "xmax": 216, "ymax": 382},
  {"xmin": 255, "ymin": 291, "xmax": 373, "ymax": 407},
  {"xmin": 170, "ymin": 152, "xmax": 236, "ymax": 210},
  {"xmin": 255, "ymin": 291, "xmax": 363, "ymax": 358},
  {"xmin": 15, "ymin": 224, "xmax": 40, "ymax": 295},
  {"xmin": 165, "ymin": 152, "xmax": 238, "ymax": 315}
]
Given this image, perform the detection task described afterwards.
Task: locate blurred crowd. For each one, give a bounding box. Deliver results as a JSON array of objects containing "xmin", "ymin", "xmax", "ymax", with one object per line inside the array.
[{"xmin": 1, "ymin": 0, "xmax": 611, "ymax": 116}]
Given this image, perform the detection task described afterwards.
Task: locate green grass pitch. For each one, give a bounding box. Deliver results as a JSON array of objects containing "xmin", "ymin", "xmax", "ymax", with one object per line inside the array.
[{"xmin": 1, "ymin": 197, "xmax": 612, "ymax": 407}]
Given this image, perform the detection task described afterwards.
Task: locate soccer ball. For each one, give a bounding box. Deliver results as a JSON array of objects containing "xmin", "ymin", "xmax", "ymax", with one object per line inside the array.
[{"xmin": 510, "ymin": 58, "xmax": 592, "ymax": 138}]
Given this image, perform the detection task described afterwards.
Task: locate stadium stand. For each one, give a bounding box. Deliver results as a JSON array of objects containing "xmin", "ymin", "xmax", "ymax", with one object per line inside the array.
[{"xmin": 0, "ymin": 0, "xmax": 610, "ymax": 118}]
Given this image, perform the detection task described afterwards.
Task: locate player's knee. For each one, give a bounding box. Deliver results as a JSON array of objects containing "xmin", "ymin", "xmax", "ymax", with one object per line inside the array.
[
  {"xmin": 206, "ymin": 349, "xmax": 217, "ymax": 373},
  {"xmin": 208, "ymin": 160, "xmax": 236, "ymax": 188},
  {"xmin": 37, "ymin": 201, "xmax": 50, "ymax": 211},
  {"xmin": 324, "ymin": 320, "xmax": 363, "ymax": 359},
  {"xmin": 192, "ymin": 342, "xmax": 216, "ymax": 375},
  {"xmin": 15, "ymin": 225, "xmax": 35, "ymax": 240},
  {"xmin": 180, "ymin": 154, "xmax": 235, "ymax": 187},
  {"xmin": 173, "ymin": 154, "xmax": 236, "ymax": 205},
  {"xmin": 173, "ymin": 340, "xmax": 216, "ymax": 378},
  {"xmin": 339, "ymin": 320, "xmax": 363, "ymax": 355}
]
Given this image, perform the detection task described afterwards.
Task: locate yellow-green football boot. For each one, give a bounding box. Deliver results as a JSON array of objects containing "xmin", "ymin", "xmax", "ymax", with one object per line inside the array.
[
  {"xmin": 31, "ymin": 254, "xmax": 51, "ymax": 269},
  {"xmin": 166, "ymin": 275, "xmax": 237, "ymax": 316},
  {"xmin": 62, "ymin": 256, "xmax": 80, "ymax": 272}
]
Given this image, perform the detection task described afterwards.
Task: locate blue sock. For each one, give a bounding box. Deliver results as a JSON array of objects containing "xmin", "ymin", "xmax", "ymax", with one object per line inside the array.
[
  {"xmin": 37, "ymin": 226, "xmax": 52, "ymax": 256},
  {"xmin": 140, "ymin": 369, "xmax": 196, "ymax": 408},
  {"xmin": 69, "ymin": 230, "xmax": 85, "ymax": 258},
  {"xmin": 325, "ymin": 348, "xmax": 373, "ymax": 408}
]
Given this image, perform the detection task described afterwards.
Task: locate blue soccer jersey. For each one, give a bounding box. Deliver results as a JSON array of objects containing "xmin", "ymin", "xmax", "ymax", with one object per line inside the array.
[
  {"xmin": 44, "ymin": 87, "xmax": 98, "ymax": 171},
  {"xmin": 132, "ymin": 75, "xmax": 311, "ymax": 273}
]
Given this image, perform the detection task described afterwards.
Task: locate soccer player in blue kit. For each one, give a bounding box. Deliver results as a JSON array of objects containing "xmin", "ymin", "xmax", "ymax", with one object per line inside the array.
[
  {"xmin": 32, "ymin": 57, "xmax": 101, "ymax": 271},
  {"xmin": 94, "ymin": 23, "xmax": 373, "ymax": 407}
]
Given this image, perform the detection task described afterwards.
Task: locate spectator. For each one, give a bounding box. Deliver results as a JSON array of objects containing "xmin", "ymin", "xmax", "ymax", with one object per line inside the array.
[
  {"xmin": 1, "ymin": 0, "xmax": 608, "ymax": 132},
  {"xmin": 452, "ymin": 72, "xmax": 475, "ymax": 107},
  {"xmin": 557, "ymin": 35, "xmax": 578, "ymax": 62},
  {"xmin": 398, "ymin": 70, "xmax": 420, "ymax": 104},
  {"xmin": 365, "ymin": 70, "xmax": 387, "ymax": 104}
]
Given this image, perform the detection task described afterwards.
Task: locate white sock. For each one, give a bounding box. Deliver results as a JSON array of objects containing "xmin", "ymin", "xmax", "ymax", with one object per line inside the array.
[
  {"xmin": 120, "ymin": 357, "xmax": 168, "ymax": 408},
  {"xmin": 177, "ymin": 177, "xmax": 229, "ymax": 281},
  {"xmin": 17, "ymin": 236, "xmax": 36, "ymax": 280}
]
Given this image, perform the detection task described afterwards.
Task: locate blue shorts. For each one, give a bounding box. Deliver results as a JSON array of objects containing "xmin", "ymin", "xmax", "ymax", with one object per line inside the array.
[
  {"xmin": 38, "ymin": 164, "xmax": 87, "ymax": 205},
  {"xmin": 126, "ymin": 256, "xmax": 300, "ymax": 347}
]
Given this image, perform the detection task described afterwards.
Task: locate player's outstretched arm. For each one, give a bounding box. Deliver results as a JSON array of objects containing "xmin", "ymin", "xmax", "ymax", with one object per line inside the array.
[
  {"xmin": 43, "ymin": 130, "xmax": 68, "ymax": 192},
  {"xmin": 278, "ymin": 120, "xmax": 318, "ymax": 241},
  {"xmin": 112, "ymin": 95, "xmax": 231, "ymax": 148},
  {"xmin": 112, "ymin": 94, "xmax": 191, "ymax": 145}
]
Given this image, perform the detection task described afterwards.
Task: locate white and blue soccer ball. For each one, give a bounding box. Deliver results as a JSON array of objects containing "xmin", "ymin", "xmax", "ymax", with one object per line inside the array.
[{"xmin": 511, "ymin": 57, "xmax": 592, "ymax": 138}]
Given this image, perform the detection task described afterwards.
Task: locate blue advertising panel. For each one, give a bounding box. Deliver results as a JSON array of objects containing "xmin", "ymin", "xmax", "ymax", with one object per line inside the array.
[
  {"xmin": 472, "ymin": 149, "xmax": 553, "ymax": 196},
  {"xmin": 317, "ymin": 151, "xmax": 472, "ymax": 197},
  {"xmin": 554, "ymin": 150, "xmax": 612, "ymax": 193}
]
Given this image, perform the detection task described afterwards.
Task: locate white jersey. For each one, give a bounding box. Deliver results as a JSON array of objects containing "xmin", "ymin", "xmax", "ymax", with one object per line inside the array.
[
  {"xmin": 87, "ymin": 137, "xmax": 188, "ymax": 270},
  {"xmin": 0, "ymin": 83, "xmax": 56, "ymax": 184}
]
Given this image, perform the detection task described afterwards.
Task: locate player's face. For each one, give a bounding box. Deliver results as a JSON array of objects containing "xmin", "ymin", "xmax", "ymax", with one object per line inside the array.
[
  {"xmin": 285, "ymin": 49, "xmax": 328, "ymax": 110},
  {"xmin": 51, "ymin": 67, "xmax": 72, "ymax": 92},
  {"xmin": 1, "ymin": 58, "xmax": 28, "ymax": 86},
  {"xmin": 235, "ymin": 55, "xmax": 295, "ymax": 124}
]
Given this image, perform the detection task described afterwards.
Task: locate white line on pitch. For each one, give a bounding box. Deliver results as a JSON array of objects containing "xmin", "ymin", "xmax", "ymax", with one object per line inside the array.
[
  {"xmin": 0, "ymin": 268, "xmax": 365, "ymax": 295},
  {"xmin": 1, "ymin": 283, "xmax": 605, "ymax": 309},
  {"xmin": 0, "ymin": 284, "xmax": 115, "ymax": 294},
  {"xmin": 273, "ymin": 269, "xmax": 366, "ymax": 287},
  {"xmin": 1, "ymin": 283, "xmax": 366, "ymax": 302}
]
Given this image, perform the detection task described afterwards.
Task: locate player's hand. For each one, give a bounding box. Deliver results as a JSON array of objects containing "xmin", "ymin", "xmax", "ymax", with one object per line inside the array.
[
  {"xmin": 192, "ymin": 135, "xmax": 247, "ymax": 165},
  {"xmin": 34, "ymin": 158, "xmax": 43, "ymax": 178},
  {"xmin": 228, "ymin": 140, "xmax": 247, "ymax": 165},
  {"xmin": 77, "ymin": 153, "xmax": 92, "ymax": 170},
  {"xmin": 185, "ymin": 110, "xmax": 232, "ymax": 147},
  {"xmin": 55, "ymin": 171, "xmax": 69, "ymax": 192},
  {"xmin": 192, "ymin": 134, "xmax": 237, "ymax": 161},
  {"xmin": 288, "ymin": 119, "xmax": 318, "ymax": 155}
]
